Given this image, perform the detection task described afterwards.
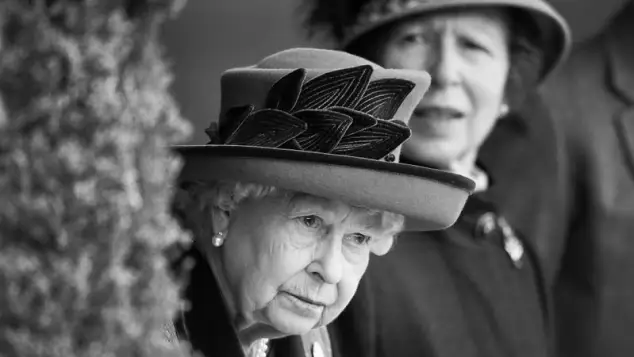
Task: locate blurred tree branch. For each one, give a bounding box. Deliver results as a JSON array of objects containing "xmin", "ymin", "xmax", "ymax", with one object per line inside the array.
[{"xmin": 0, "ymin": 0, "xmax": 193, "ymax": 356}]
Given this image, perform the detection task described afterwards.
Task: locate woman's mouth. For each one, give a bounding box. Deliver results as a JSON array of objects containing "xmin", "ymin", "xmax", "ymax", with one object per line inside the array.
[
  {"xmin": 283, "ymin": 292, "xmax": 326, "ymax": 307},
  {"xmin": 414, "ymin": 106, "xmax": 465, "ymax": 120},
  {"xmin": 280, "ymin": 291, "xmax": 326, "ymax": 318}
]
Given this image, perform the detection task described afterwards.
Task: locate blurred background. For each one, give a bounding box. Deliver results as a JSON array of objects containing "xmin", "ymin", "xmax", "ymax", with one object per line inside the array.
[{"xmin": 162, "ymin": 0, "xmax": 630, "ymax": 144}]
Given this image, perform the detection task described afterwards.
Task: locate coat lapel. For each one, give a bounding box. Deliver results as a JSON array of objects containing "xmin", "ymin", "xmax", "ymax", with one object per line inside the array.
[
  {"xmin": 274, "ymin": 335, "xmax": 305, "ymax": 357},
  {"xmin": 273, "ymin": 330, "xmax": 332, "ymax": 357},
  {"xmin": 607, "ymin": 1, "xmax": 634, "ymax": 104},
  {"xmin": 607, "ymin": 2, "xmax": 634, "ymax": 178},
  {"xmin": 175, "ymin": 248, "xmax": 245, "ymax": 357},
  {"xmin": 615, "ymin": 109, "xmax": 634, "ymax": 177}
]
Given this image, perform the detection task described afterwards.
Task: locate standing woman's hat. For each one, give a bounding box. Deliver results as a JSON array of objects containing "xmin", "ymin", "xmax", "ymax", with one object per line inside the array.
[
  {"xmin": 304, "ymin": 0, "xmax": 571, "ymax": 83},
  {"xmin": 173, "ymin": 48, "xmax": 475, "ymax": 231}
]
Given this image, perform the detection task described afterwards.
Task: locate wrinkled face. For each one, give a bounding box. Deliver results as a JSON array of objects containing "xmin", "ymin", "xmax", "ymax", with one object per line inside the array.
[
  {"xmin": 221, "ymin": 192, "xmax": 396, "ymax": 335},
  {"xmin": 377, "ymin": 9, "xmax": 511, "ymax": 168}
]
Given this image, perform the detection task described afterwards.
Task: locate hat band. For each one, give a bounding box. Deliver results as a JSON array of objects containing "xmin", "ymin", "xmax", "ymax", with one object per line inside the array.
[{"xmin": 344, "ymin": 0, "xmax": 433, "ymax": 43}]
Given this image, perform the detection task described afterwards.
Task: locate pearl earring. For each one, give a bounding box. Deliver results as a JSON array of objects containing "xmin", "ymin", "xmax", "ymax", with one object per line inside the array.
[
  {"xmin": 212, "ymin": 231, "xmax": 225, "ymax": 247},
  {"xmin": 499, "ymin": 103, "xmax": 509, "ymax": 118}
]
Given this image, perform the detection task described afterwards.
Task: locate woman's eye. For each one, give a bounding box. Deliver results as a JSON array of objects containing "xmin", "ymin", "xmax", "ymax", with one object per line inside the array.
[
  {"xmin": 298, "ymin": 215, "xmax": 323, "ymax": 229},
  {"xmin": 399, "ymin": 32, "xmax": 426, "ymax": 45},
  {"xmin": 347, "ymin": 233, "xmax": 372, "ymax": 246},
  {"xmin": 461, "ymin": 38, "xmax": 488, "ymax": 53}
]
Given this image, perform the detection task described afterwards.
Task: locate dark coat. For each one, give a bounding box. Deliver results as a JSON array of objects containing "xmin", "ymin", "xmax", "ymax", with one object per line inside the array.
[
  {"xmin": 329, "ymin": 92, "xmax": 570, "ymax": 357},
  {"xmin": 331, "ymin": 194, "xmax": 552, "ymax": 357},
  {"xmin": 541, "ymin": 2, "xmax": 634, "ymax": 356},
  {"xmin": 173, "ymin": 248, "xmax": 333, "ymax": 357}
]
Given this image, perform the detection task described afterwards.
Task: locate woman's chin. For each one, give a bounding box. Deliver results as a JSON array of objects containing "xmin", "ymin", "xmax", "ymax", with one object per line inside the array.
[
  {"xmin": 265, "ymin": 308, "xmax": 321, "ymax": 335},
  {"xmin": 402, "ymin": 142, "xmax": 461, "ymax": 169}
]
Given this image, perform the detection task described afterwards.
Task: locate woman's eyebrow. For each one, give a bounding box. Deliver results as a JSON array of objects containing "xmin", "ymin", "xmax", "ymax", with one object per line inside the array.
[
  {"xmin": 287, "ymin": 193, "xmax": 335, "ymax": 213},
  {"xmin": 456, "ymin": 20, "xmax": 506, "ymax": 42}
]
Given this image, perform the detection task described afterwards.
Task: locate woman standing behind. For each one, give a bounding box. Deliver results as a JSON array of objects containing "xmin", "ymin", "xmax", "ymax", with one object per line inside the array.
[{"xmin": 303, "ymin": 1, "xmax": 571, "ymax": 357}]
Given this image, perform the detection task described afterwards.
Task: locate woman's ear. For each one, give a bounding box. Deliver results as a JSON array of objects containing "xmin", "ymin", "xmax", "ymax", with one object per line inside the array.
[
  {"xmin": 210, "ymin": 186, "xmax": 235, "ymax": 235},
  {"xmin": 197, "ymin": 197, "xmax": 232, "ymax": 252},
  {"xmin": 370, "ymin": 236, "xmax": 395, "ymax": 256},
  {"xmin": 210, "ymin": 206, "xmax": 230, "ymax": 234}
]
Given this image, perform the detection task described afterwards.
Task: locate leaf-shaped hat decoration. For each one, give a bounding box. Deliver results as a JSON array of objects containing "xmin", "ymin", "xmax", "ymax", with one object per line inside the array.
[
  {"xmin": 224, "ymin": 109, "xmax": 307, "ymax": 148},
  {"xmin": 293, "ymin": 65, "xmax": 373, "ymax": 111},
  {"xmin": 205, "ymin": 105, "xmax": 255, "ymax": 144},
  {"xmin": 291, "ymin": 109, "xmax": 353, "ymax": 153},
  {"xmin": 330, "ymin": 107, "xmax": 377, "ymax": 137},
  {"xmin": 212, "ymin": 65, "xmax": 416, "ymax": 160},
  {"xmin": 265, "ymin": 69, "xmax": 306, "ymax": 112},
  {"xmin": 355, "ymin": 78, "xmax": 416, "ymax": 119},
  {"xmin": 332, "ymin": 119, "xmax": 411, "ymax": 159}
]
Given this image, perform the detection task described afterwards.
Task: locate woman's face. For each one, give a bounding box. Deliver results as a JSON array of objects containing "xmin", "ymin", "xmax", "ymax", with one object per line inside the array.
[
  {"xmin": 376, "ymin": 9, "xmax": 511, "ymax": 169},
  {"xmin": 220, "ymin": 192, "xmax": 395, "ymax": 336}
]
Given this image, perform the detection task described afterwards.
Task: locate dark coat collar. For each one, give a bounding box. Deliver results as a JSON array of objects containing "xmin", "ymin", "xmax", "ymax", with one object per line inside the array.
[
  {"xmin": 607, "ymin": 1, "xmax": 634, "ymax": 104},
  {"xmin": 175, "ymin": 247, "xmax": 244, "ymax": 357}
]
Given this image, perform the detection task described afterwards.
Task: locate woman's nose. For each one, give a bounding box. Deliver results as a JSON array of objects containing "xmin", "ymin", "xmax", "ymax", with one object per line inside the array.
[
  {"xmin": 427, "ymin": 44, "xmax": 461, "ymax": 88},
  {"xmin": 307, "ymin": 237, "xmax": 344, "ymax": 285}
]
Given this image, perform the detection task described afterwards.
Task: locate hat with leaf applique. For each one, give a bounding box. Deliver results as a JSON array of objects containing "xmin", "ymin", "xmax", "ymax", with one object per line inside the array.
[{"xmin": 174, "ymin": 48, "xmax": 475, "ymax": 231}]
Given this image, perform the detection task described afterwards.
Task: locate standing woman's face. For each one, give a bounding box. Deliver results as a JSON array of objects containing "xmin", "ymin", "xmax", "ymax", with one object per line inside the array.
[{"xmin": 376, "ymin": 9, "xmax": 511, "ymax": 170}]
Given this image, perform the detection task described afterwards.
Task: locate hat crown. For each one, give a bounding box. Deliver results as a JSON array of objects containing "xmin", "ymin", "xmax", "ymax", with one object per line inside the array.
[
  {"xmin": 208, "ymin": 48, "xmax": 431, "ymax": 161},
  {"xmin": 175, "ymin": 49, "xmax": 473, "ymax": 232},
  {"xmin": 340, "ymin": 0, "xmax": 566, "ymax": 43},
  {"xmin": 256, "ymin": 47, "xmax": 378, "ymax": 69}
]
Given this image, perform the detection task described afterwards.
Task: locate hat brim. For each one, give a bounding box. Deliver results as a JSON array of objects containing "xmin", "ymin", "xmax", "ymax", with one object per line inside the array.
[
  {"xmin": 174, "ymin": 145, "xmax": 475, "ymax": 231},
  {"xmin": 342, "ymin": 0, "xmax": 571, "ymax": 83}
]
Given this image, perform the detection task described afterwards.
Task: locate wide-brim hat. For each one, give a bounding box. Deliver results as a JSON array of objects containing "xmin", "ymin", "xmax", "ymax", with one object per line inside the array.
[
  {"xmin": 173, "ymin": 48, "xmax": 475, "ymax": 231},
  {"xmin": 339, "ymin": 0, "xmax": 571, "ymax": 82}
]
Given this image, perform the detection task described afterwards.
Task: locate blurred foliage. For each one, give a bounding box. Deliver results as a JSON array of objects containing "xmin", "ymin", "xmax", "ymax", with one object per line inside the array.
[{"xmin": 0, "ymin": 0, "xmax": 193, "ymax": 356}]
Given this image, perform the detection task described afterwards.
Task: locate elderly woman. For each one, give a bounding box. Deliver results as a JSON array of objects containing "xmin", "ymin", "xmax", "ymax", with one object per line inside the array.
[
  {"xmin": 303, "ymin": 1, "xmax": 571, "ymax": 357},
  {"xmin": 167, "ymin": 48, "xmax": 474, "ymax": 357}
]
